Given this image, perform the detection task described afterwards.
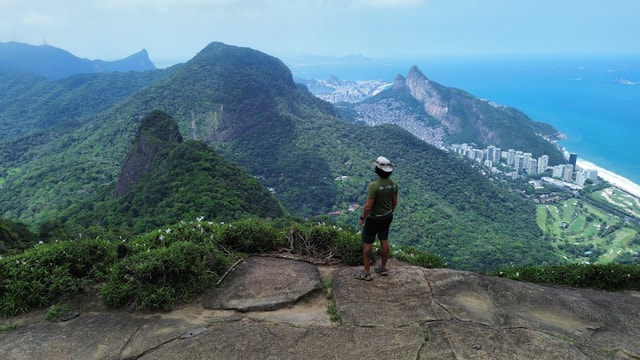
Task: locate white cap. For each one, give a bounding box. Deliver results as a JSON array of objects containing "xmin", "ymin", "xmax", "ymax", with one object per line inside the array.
[{"xmin": 374, "ymin": 156, "xmax": 394, "ymax": 172}]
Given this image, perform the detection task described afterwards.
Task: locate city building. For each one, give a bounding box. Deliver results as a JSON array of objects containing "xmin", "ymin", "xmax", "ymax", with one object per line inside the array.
[
  {"xmin": 569, "ymin": 153, "xmax": 578, "ymax": 168},
  {"xmin": 564, "ymin": 164, "xmax": 574, "ymax": 182},
  {"xmin": 450, "ymin": 142, "xmax": 601, "ymax": 191},
  {"xmin": 538, "ymin": 155, "xmax": 549, "ymax": 174}
]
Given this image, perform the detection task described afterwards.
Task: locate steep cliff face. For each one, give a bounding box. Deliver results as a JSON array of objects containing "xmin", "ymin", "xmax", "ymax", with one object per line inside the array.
[
  {"xmin": 115, "ymin": 110, "xmax": 183, "ymax": 196},
  {"xmin": 404, "ymin": 66, "xmax": 459, "ymax": 132},
  {"xmin": 346, "ymin": 65, "xmax": 564, "ymax": 162}
]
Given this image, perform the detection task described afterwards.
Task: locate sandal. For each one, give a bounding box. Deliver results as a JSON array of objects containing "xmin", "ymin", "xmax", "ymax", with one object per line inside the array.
[
  {"xmin": 354, "ymin": 271, "xmax": 372, "ymax": 281},
  {"xmin": 374, "ymin": 266, "xmax": 389, "ymax": 276}
]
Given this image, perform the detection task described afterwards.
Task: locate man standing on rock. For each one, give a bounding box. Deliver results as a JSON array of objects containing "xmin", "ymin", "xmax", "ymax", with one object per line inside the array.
[{"xmin": 356, "ymin": 156, "xmax": 398, "ymax": 281}]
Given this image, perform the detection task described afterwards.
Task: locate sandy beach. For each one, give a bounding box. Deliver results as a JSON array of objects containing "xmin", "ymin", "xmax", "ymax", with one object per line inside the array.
[{"xmin": 576, "ymin": 159, "xmax": 640, "ymax": 199}]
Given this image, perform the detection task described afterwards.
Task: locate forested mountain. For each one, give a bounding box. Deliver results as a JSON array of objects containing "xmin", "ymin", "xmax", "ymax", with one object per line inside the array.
[
  {"xmin": 0, "ymin": 42, "xmax": 562, "ymax": 270},
  {"xmin": 0, "ymin": 217, "xmax": 37, "ymax": 254},
  {"xmin": 339, "ymin": 66, "xmax": 566, "ymax": 165},
  {"xmin": 0, "ymin": 69, "xmax": 172, "ymax": 140},
  {"xmin": 62, "ymin": 110, "xmax": 285, "ymax": 234},
  {"xmin": 0, "ymin": 41, "xmax": 156, "ymax": 79}
]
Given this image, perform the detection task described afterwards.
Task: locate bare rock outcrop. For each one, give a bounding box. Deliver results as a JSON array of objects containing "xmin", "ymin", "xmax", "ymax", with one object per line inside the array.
[
  {"xmin": 405, "ymin": 66, "xmax": 459, "ymax": 132},
  {"xmin": 115, "ymin": 110, "xmax": 183, "ymax": 196},
  {"xmin": 1, "ymin": 257, "xmax": 639, "ymax": 359}
]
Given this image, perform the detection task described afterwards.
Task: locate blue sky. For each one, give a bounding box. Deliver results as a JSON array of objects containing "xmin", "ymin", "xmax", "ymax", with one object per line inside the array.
[{"xmin": 1, "ymin": 0, "xmax": 639, "ymax": 67}]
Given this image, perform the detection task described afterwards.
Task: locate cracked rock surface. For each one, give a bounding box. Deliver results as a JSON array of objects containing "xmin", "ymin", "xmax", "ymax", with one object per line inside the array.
[{"xmin": 1, "ymin": 257, "xmax": 639, "ymax": 359}]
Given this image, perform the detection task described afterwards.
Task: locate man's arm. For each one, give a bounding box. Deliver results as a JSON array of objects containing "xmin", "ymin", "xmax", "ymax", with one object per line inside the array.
[{"xmin": 361, "ymin": 198, "xmax": 375, "ymax": 220}]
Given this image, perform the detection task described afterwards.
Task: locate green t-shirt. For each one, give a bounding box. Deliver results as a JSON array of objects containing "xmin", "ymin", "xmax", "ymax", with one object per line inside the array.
[{"xmin": 366, "ymin": 177, "xmax": 398, "ymax": 219}]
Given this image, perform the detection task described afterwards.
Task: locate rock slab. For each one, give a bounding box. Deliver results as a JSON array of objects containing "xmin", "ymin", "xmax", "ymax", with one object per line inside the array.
[
  {"xmin": 201, "ymin": 256, "xmax": 323, "ymax": 311},
  {"xmin": 1, "ymin": 257, "xmax": 639, "ymax": 359}
]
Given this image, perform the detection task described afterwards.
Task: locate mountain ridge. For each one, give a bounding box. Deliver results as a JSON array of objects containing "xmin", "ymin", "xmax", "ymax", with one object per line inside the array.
[
  {"xmin": 0, "ymin": 41, "xmax": 562, "ymax": 270},
  {"xmin": 0, "ymin": 41, "xmax": 156, "ymax": 79}
]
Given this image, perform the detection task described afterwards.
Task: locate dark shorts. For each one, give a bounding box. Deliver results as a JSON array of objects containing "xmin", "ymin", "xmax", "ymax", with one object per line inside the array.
[{"xmin": 362, "ymin": 212, "xmax": 393, "ymax": 244}]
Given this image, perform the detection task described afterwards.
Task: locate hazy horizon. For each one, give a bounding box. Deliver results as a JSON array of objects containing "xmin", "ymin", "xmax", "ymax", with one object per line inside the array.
[{"xmin": 1, "ymin": 1, "xmax": 639, "ymax": 68}]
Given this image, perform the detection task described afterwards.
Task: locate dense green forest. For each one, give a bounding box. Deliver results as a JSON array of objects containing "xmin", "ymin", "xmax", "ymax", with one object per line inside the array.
[
  {"xmin": 0, "ymin": 42, "xmax": 570, "ymax": 271},
  {"xmin": 0, "ymin": 69, "xmax": 172, "ymax": 141},
  {"xmin": 63, "ymin": 110, "xmax": 285, "ymax": 235}
]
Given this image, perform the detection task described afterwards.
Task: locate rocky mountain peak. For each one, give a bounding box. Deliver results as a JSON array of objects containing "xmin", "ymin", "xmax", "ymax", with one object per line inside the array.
[
  {"xmin": 115, "ymin": 110, "xmax": 183, "ymax": 196},
  {"xmin": 404, "ymin": 65, "xmax": 459, "ymax": 131},
  {"xmin": 0, "ymin": 41, "xmax": 156, "ymax": 79},
  {"xmin": 392, "ymin": 74, "xmax": 406, "ymax": 90},
  {"xmin": 406, "ymin": 65, "xmax": 427, "ymax": 80}
]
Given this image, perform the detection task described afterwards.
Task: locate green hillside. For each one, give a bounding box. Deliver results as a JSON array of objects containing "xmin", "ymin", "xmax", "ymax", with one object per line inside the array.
[
  {"xmin": 0, "ymin": 42, "xmax": 562, "ymax": 271},
  {"xmin": 63, "ymin": 110, "xmax": 285, "ymax": 234},
  {"xmin": 0, "ymin": 69, "xmax": 171, "ymax": 141}
]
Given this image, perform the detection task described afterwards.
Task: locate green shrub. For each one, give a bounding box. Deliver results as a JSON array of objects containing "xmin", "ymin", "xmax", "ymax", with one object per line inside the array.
[
  {"xmin": 331, "ymin": 229, "xmax": 362, "ymax": 266},
  {"xmin": 0, "ymin": 238, "xmax": 117, "ymax": 316},
  {"xmin": 45, "ymin": 303, "xmax": 73, "ymax": 321},
  {"xmin": 219, "ymin": 218, "xmax": 283, "ymax": 253},
  {"xmin": 327, "ymin": 303, "xmax": 341, "ymax": 322},
  {"xmin": 131, "ymin": 219, "xmax": 223, "ymax": 251},
  {"xmin": 0, "ymin": 217, "xmax": 456, "ymax": 317},
  {"xmin": 102, "ymin": 241, "xmax": 230, "ymax": 311},
  {"xmin": 393, "ymin": 247, "xmax": 448, "ymax": 269},
  {"xmin": 284, "ymin": 222, "xmax": 361, "ymax": 265},
  {"xmin": 0, "ymin": 321, "xmax": 17, "ymax": 331},
  {"xmin": 491, "ymin": 263, "xmax": 640, "ymax": 291}
]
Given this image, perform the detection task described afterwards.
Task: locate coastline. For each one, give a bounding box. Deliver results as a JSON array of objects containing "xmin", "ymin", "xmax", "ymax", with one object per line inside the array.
[{"xmin": 576, "ymin": 159, "xmax": 640, "ymax": 199}]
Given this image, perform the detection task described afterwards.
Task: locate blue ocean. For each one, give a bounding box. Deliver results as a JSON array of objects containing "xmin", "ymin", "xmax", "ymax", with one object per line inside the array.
[{"xmin": 288, "ymin": 55, "xmax": 640, "ymax": 185}]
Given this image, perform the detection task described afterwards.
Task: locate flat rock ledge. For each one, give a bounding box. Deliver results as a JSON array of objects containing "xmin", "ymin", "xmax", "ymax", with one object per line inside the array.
[
  {"xmin": 1, "ymin": 257, "xmax": 639, "ymax": 359},
  {"xmin": 201, "ymin": 256, "xmax": 323, "ymax": 312}
]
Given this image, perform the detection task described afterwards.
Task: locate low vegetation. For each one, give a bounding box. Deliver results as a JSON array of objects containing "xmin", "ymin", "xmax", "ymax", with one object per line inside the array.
[
  {"xmin": 0, "ymin": 217, "xmax": 442, "ymax": 317},
  {"xmin": 2, "ymin": 216, "xmax": 638, "ymax": 321},
  {"xmin": 491, "ymin": 263, "xmax": 640, "ymax": 291}
]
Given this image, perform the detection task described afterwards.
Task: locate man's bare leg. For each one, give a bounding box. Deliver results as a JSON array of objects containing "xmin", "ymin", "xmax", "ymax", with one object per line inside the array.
[
  {"xmin": 380, "ymin": 239, "xmax": 389, "ymax": 270},
  {"xmin": 362, "ymin": 242, "xmax": 372, "ymax": 273}
]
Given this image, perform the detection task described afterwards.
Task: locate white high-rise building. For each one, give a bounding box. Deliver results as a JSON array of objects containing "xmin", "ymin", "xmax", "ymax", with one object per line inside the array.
[
  {"xmin": 575, "ymin": 170, "xmax": 588, "ymax": 186},
  {"xmin": 486, "ymin": 145, "xmax": 496, "ymax": 161},
  {"xmin": 564, "ymin": 164, "xmax": 574, "ymax": 182},
  {"xmin": 552, "ymin": 165, "xmax": 564, "ymax": 178},
  {"xmin": 507, "ymin": 149, "xmax": 516, "ymax": 166},
  {"xmin": 522, "ymin": 153, "xmax": 532, "ymax": 172},
  {"xmin": 493, "ymin": 147, "xmax": 502, "ymax": 163},
  {"xmin": 538, "ymin": 155, "xmax": 549, "ymax": 174},
  {"xmin": 514, "ymin": 155, "xmax": 525, "ymax": 174},
  {"xmin": 528, "ymin": 158, "xmax": 538, "ymax": 174}
]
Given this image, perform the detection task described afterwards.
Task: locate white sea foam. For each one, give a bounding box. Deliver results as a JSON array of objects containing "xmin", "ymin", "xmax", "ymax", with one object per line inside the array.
[{"xmin": 576, "ymin": 159, "xmax": 640, "ymax": 199}]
